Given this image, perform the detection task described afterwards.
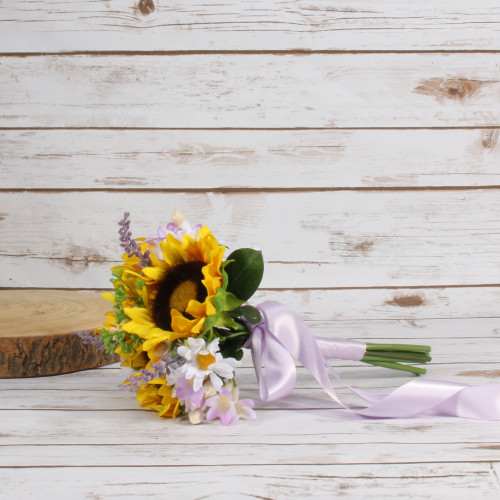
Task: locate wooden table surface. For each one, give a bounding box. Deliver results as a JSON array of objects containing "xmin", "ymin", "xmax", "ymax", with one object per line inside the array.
[{"xmin": 1, "ymin": 311, "xmax": 499, "ymax": 499}]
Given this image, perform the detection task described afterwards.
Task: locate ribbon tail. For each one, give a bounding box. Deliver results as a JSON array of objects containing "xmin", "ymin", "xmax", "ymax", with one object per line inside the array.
[{"xmin": 251, "ymin": 301, "xmax": 500, "ymax": 420}]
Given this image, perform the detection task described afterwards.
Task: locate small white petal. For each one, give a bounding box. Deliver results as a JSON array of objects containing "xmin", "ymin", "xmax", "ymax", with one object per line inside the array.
[
  {"xmin": 207, "ymin": 338, "xmax": 220, "ymax": 355},
  {"xmin": 192, "ymin": 375, "xmax": 205, "ymax": 392},
  {"xmin": 210, "ymin": 372, "xmax": 223, "ymax": 392},
  {"xmin": 177, "ymin": 345, "xmax": 192, "ymax": 361},
  {"xmin": 187, "ymin": 337, "xmax": 205, "ymax": 351}
]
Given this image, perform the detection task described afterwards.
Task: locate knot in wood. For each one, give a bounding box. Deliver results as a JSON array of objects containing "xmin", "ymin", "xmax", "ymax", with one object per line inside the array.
[
  {"xmin": 443, "ymin": 79, "xmax": 469, "ymax": 100},
  {"xmin": 414, "ymin": 77, "xmax": 489, "ymax": 102},
  {"xmin": 138, "ymin": 0, "xmax": 155, "ymax": 16},
  {"xmin": 482, "ymin": 129, "xmax": 499, "ymax": 150}
]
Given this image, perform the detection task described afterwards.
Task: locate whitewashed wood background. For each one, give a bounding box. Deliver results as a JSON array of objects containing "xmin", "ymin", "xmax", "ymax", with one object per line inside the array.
[{"xmin": 1, "ymin": 1, "xmax": 500, "ymax": 498}]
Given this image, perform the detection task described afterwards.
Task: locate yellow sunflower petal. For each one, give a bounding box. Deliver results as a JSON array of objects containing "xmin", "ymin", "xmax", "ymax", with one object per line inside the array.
[
  {"xmin": 142, "ymin": 266, "xmax": 165, "ymax": 282},
  {"xmin": 196, "ymin": 225, "xmax": 211, "ymax": 240},
  {"xmin": 141, "ymin": 285, "xmax": 150, "ymax": 308},
  {"xmin": 117, "ymin": 345, "xmax": 147, "ymax": 369},
  {"xmin": 157, "ymin": 384, "xmax": 181, "ymax": 418},
  {"xmin": 149, "ymin": 249, "xmax": 162, "ymax": 268},
  {"xmin": 136, "ymin": 385, "xmax": 161, "ymax": 408},
  {"xmin": 101, "ymin": 292, "xmax": 116, "ymax": 303},
  {"xmin": 160, "ymin": 235, "xmax": 188, "ymax": 267},
  {"xmin": 123, "ymin": 307, "xmax": 151, "ymax": 325},
  {"xmin": 122, "ymin": 320, "xmax": 154, "ymax": 337},
  {"xmin": 183, "ymin": 234, "xmax": 204, "ymax": 261},
  {"xmin": 170, "ymin": 309, "xmax": 203, "ymax": 337},
  {"xmin": 142, "ymin": 331, "xmax": 173, "ymax": 352},
  {"xmin": 185, "ymin": 299, "xmax": 206, "ymax": 318},
  {"xmin": 204, "ymin": 298, "xmax": 217, "ymax": 317}
]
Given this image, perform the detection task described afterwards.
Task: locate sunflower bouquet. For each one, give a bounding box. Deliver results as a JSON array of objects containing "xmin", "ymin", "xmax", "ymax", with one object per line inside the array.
[
  {"xmin": 95, "ymin": 211, "xmax": 265, "ymax": 424},
  {"xmin": 94, "ymin": 211, "xmax": 433, "ymax": 425}
]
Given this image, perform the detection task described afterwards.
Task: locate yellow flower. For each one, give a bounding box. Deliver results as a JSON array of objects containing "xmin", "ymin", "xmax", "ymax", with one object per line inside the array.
[
  {"xmin": 116, "ymin": 342, "xmax": 148, "ymax": 370},
  {"xmin": 136, "ymin": 380, "xmax": 181, "ymax": 418},
  {"xmin": 141, "ymin": 225, "xmax": 225, "ymax": 342},
  {"xmin": 104, "ymin": 224, "xmax": 225, "ymax": 357}
]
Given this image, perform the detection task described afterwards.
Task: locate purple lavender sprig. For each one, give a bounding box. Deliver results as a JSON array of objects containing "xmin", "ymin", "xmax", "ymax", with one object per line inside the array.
[
  {"xmin": 118, "ymin": 355, "xmax": 187, "ymax": 391},
  {"xmin": 74, "ymin": 330, "xmax": 106, "ymax": 351},
  {"xmin": 119, "ymin": 361, "xmax": 168, "ymax": 391},
  {"xmin": 118, "ymin": 212, "xmax": 151, "ymax": 268},
  {"xmin": 163, "ymin": 354, "xmax": 187, "ymax": 375}
]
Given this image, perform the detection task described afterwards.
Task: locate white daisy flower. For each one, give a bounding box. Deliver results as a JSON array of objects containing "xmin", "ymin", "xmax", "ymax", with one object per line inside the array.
[{"xmin": 176, "ymin": 337, "xmax": 240, "ymax": 392}]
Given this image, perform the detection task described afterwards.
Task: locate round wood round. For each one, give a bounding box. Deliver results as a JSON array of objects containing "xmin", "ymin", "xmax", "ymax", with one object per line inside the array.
[{"xmin": 0, "ymin": 290, "xmax": 119, "ymax": 378}]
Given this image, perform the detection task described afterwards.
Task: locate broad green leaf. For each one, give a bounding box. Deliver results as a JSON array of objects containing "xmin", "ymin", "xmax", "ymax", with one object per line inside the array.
[
  {"xmin": 215, "ymin": 311, "xmax": 240, "ymax": 330},
  {"xmin": 224, "ymin": 248, "xmax": 264, "ymax": 302},
  {"xmin": 204, "ymin": 314, "xmax": 217, "ymax": 332},
  {"xmin": 212, "ymin": 288, "xmax": 226, "ymax": 311},
  {"xmin": 238, "ymin": 305, "xmax": 261, "ymax": 324},
  {"xmin": 227, "ymin": 305, "xmax": 262, "ymax": 324},
  {"xmin": 224, "ymin": 291, "xmax": 245, "ymax": 311}
]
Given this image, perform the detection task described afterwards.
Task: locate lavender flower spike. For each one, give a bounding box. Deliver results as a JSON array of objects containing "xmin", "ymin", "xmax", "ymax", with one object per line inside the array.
[
  {"xmin": 119, "ymin": 361, "xmax": 168, "ymax": 391},
  {"xmin": 118, "ymin": 212, "xmax": 151, "ymax": 267},
  {"xmin": 74, "ymin": 330, "xmax": 106, "ymax": 351}
]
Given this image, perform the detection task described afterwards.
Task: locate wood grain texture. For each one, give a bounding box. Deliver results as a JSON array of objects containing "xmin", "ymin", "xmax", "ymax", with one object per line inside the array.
[
  {"xmin": 1, "ymin": 53, "xmax": 500, "ymax": 128},
  {"xmin": 0, "ymin": 290, "xmax": 118, "ymax": 377},
  {"xmin": 1, "ymin": 3, "xmax": 500, "ymax": 497},
  {"xmin": 1, "ymin": 463, "xmax": 498, "ymax": 500},
  {"xmin": 2, "ymin": 362, "xmax": 500, "ymax": 436},
  {"xmin": 2, "ymin": 128, "xmax": 500, "ymax": 189},
  {"xmin": 1, "ymin": 190, "xmax": 499, "ymax": 288},
  {"xmin": 2, "ymin": 0, "xmax": 500, "ymax": 52},
  {"xmin": 3, "ymin": 441, "xmax": 500, "ymax": 467},
  {"xmin": 1, "ymin": 350, "xmax": 499, "ymax": 498},
  {"xmin": 2, "ymin": 362, "xmax": 500, "ymax": 411}
]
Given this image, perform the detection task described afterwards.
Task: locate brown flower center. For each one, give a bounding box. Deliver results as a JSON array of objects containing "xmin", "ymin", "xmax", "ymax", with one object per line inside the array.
[{"xmin": 152, "ymin": 260, "xmax": 207, "ymax": 331}]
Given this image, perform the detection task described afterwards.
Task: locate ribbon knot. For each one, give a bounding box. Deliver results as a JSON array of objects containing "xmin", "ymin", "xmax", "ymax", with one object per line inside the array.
[{"xmin": 247, "ymin": 301, "xmax": 500, "ymax": 420}]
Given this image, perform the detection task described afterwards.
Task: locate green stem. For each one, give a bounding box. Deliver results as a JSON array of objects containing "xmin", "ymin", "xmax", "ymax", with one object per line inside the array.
[
  {"xmin": 364, "ymin": 351, "xmax": 432, "ymax": 363},
  {"xmin": 219, "ymin": 331, "xmax": 251, "ymax": 342},
  {"xmin": 364, "ymin": 360, "xmax": 427, "ymax": 376},
  {"xmin": 366, "ymin": 342, "xmax": 431, "ymax": 353},
  {"xmin": 117, "ymin": 278, "xmax": 140, "ymax": 298},
  {"xmin": 362, "ymin": 355, "xmax": 427, "ymax": 365}
]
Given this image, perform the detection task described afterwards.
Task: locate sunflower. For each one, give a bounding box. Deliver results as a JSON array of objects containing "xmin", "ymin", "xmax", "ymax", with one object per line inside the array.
[
  {"xmin": 124, "ymin": 224, "xmax": 224, "ymax": 352},
  {"xmin": 136, "ymin": 380, "xmax": 181, "ymax": 418}
]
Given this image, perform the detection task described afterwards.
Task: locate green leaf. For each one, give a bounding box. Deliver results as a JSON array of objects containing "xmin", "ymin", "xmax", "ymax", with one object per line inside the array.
[
  {"xmin": 212, "ymin": 288, "xmax": 226, "ymax": 311},
  {"xmin": 221, "ymin": 266, "xmax": 229, "ymax": 291},
  {"xmin": 224, "ymin": 248, "xmax": 264, "ymax": 302},
  {"xmin": 218, "ymin": 332, "xmax": 249, "ymax": 360},
  {"xmin": 224, "ymin": 291, "xmax": 244, "ymax": 311},
  {"xmin": 227, "ymin": 305, "xmax": 261, "ymax": 324},
  {"xmin": 204, "ymin": 314, "xmax": 217, "ymax": 332},
  {"xmin": 215, "ymin": 311, "xmax": 240, "ymax": 330}
]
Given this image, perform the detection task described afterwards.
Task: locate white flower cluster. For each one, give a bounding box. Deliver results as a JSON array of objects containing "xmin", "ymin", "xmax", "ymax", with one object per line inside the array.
[{"xmin": 165, "ymin": 337, "xmax": 255, "ymax": 425}]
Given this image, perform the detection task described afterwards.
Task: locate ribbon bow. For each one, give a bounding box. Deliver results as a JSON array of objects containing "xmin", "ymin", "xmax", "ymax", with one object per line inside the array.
[{"xmin": 247, "ymin": 301, "xmax": 500, "ymax": 419}]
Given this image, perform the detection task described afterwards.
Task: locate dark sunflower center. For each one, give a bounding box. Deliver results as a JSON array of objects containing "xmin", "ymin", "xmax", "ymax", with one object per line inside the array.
[{"xmin": 152, "ymin": 260, "xmax": 207, "ymax": 331}]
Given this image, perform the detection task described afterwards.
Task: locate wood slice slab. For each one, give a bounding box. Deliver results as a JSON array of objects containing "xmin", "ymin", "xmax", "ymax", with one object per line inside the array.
[{"xmin": 0, "ymin": 290, "xmax": 120, "ymax": 378}]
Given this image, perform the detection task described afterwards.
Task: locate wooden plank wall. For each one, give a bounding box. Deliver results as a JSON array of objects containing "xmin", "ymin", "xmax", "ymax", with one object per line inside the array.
[{"xmin": 1, "ymin": 0, "xmax": 500, "ymax": 338}]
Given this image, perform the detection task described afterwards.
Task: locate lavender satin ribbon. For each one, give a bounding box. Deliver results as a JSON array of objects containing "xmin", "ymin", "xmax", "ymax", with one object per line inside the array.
[{"xmin": 247, "ymin": 301, "xmax": 500, "ymax": 420}]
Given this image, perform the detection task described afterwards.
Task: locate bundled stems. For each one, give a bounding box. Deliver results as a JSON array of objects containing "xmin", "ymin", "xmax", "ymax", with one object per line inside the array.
[{"xmin": 361, "ymin": 342, "xmax": 432, "ymax": 376}]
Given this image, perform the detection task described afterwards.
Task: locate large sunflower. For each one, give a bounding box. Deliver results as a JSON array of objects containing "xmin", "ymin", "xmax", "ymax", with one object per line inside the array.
[
  {"xmin": 123, "ymin": 225, "xmax": 225, "ymax": 356},
  {"xmin": 101, "ymin": 222, "xmax": 225, "ymax": 366}
]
